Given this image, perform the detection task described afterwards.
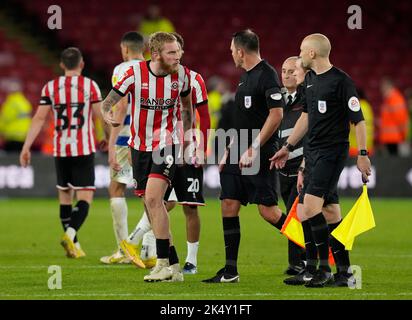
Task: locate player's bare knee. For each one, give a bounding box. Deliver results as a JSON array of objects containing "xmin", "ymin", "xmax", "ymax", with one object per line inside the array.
[
  {"xmin": 221, "ymin": 199, "xmax": 240, "ymax": 217},
  {"xmin": 183, "ymin": 205, "xmax": 198, "ymax": 217},
  {"xmin": 303, "ymin": 194, "xmax": 324, "ymax": 218},
  {"xmin": 144, "ymin": 194, "xmax": 163, "ymax": 211},
  {"xmin": 76, "ymin": 190, "xmax": 94, "ymax": 204},
  {"xmin": 323, "ymin": 203, "xmax": 341, "ymax": 223},
  {"xmin": 108, "ymin": 181, "xmax": 125, "ymax": 198}
]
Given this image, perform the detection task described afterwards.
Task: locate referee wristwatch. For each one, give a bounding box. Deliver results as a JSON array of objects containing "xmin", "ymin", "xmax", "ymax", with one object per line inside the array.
[
  {"xmin": 358, "ymin": 149, "xmax": 369, "ymax": 156},
  {"xmin": 283, "ymin": 141, "xmax": 295, "ymax": 152}
]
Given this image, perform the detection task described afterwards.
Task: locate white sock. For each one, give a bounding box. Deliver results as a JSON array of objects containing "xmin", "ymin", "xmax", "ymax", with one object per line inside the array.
[
  {"xmin": 128, "ymin": 211, "xmax": 152, "ymax": 245},
  {"xmin": 110, "ymin": 197, "xmax": 129, "ymax": 246},
  {"xmin": 141, "ymin": 230, "xmax": 157, "ymax": 259},
  {"xmin": 75, "ymin": 242, "xmax": 81, "ymax": 249},
  {"xmin": 186, "ymin": 241, "xmax": 199, "ymax": 266},
  {"xmin": 65, "ymin": 227, "xmax": 76, "ymax": 242}
]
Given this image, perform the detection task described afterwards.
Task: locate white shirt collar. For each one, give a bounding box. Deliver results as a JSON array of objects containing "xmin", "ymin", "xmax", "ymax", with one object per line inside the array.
[{"xmin": 283, "ymin": 90, "xmax": 297, "ymax": 103}]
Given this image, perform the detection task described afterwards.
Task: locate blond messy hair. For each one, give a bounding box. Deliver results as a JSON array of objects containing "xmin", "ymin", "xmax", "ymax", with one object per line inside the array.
[{"xmin": 148, "ymin": 32, "xmax": 177, "ymax": 54}]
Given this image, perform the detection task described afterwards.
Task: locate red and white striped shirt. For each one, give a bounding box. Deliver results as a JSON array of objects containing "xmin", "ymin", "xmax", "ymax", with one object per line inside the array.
[
  {"xmin": 113, "ymin": 61, "xmax": 191, "ymax": 151},
  {"xmin": 39, "ymin": 76, "xmax": 102, "ymax": 157},
  {"xmin": 189, "ymin": 69, "xmax": 208, "ymax": 107}
]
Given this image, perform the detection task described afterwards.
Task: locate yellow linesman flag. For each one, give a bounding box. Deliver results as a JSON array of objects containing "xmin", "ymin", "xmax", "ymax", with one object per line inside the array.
[
  {"xmin": 281, "ymin": 197, "xmax": 305, "ymax": 248},
  {"xmin": 331, "ymin": 184, "xmax": 375, "ymax": 250}
]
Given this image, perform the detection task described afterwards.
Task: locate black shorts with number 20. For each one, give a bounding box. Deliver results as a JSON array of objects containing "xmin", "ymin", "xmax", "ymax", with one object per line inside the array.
[
  {"xmin": 166, "ymin": 164, "xmax": 205, "ymax": 206},
  {"xmin": 131, "ymin": 145, "xmax": 180, "ymax": 197}
]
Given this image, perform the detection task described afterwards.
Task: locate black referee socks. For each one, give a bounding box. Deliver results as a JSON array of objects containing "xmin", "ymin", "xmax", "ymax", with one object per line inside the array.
[
  {"xmin": 302, "ymin": 220, "xmax": 317, "ymax": 274},
  {"xmin": 60, "ymin": 204, "xmax": 78, "ymax": 243},
  {"xmin": 309, "ymin": 212, "xmax": 331, "ymax": 272},
  {"xmin": 223, "ymin": 217, "xmax": 241, "ymax": 275},
  {"xmin": 273, "ymin": 213, "xmax": 287, "ymax": 230},
  {"xmin": 329, "ymin": 221, "xmax": 351, "ymax": 274},
  {"xmin": 69, "ymin": 200, "xmax": 89, "ymax": 231}
]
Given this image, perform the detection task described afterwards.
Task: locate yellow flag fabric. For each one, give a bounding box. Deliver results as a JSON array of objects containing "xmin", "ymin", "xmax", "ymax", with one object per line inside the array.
[
  {"xmin": 331, "ymin": 185, "xmax": 375, "ymax": 250},
  {"xmin": 281, "ymin": 197, "xmax": 305, "ymax": 248}
]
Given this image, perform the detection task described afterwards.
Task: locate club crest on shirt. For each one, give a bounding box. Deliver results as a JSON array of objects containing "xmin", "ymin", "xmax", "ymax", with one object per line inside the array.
[
  {"xmin": 171, "ymin": 81, "xmax": 179, "ymax": 90},
  {"xmin": 318, "ymin": 100, "xmax": 327, "ymax": 113},
  {"xmin": 244, "ymin": 96, "xmax": 252, "ymax": 109}
]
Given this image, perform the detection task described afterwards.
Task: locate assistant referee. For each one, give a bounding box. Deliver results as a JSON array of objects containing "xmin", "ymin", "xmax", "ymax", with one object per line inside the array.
[{"xmin": 271, "ymin": 33, "xmax": 371, "ymax": 287}]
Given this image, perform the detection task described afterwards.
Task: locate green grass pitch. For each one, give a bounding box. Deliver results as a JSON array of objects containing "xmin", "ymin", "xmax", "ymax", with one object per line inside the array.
[{"xmin": 0, "ymin": 197, "xmax": 411, "ymax": 300}]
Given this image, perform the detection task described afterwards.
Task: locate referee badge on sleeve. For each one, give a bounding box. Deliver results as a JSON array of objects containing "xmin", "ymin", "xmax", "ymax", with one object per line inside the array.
[
  {"xmin": 348, "ymin": 96, "xmax": 361, "ymax": 112},
  {"xmin": 244, "ymin": 96, "xmax": 252, "ymax": 109},
  {"xmin": 318, "ymin": 100, "xmax": 327, "ymax": 114}
]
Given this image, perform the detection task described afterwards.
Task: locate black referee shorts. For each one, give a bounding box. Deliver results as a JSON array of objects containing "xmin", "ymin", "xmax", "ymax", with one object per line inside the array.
[
  {"xmin": 54, "ymin": 154, "xmax": 95, "ymax": 191},
  {"xmin": 220, "ymin": 163, "xmax": 278, "ymax": 207},
  {"xmin": 301, "ymin": 143, "xmax": 348, "ymax": 204}
]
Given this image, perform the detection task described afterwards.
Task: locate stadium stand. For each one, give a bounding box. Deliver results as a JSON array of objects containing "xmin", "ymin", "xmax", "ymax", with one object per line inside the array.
[{"xmin": 2, "ymin": 0, "xmax": 412, "ymax": 114}]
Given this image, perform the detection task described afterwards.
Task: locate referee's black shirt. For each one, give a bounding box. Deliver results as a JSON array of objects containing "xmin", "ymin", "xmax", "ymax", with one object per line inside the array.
[
  {"xmin": 231, "ymin": 60, "xmax": 284, "ymax": 157},
  {"xmin": 302, "ymin": 66, "xmax": 364, "ymax": 150}
]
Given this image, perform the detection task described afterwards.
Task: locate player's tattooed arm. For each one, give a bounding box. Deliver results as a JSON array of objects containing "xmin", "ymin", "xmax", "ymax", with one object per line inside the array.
[
  {"xmin": 180, "ymin": 93, "xmax": 193, "ymax": 133},
  {"xmin": 101, "ymin": 90, "xmax": 123, "ymax": 126}
]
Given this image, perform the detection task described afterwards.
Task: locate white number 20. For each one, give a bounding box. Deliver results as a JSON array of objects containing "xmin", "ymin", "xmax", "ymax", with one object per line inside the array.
[{"xmin": 187, "ymin": 178, "xmax": 199, "ymax": 193}]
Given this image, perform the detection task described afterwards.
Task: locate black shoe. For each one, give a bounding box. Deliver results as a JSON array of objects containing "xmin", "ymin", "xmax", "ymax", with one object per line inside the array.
[
  {"xmin": 328, "ymin": 272, "xmax": 356, "ymax": 288},
  {"xmin": 202, "ymin": 268, "xmax": 239, "ymax": 283},
  {"xmin": 182, "ymin": 262, "xmax": 197, "ymax": 274},
  {"xmin": 284, "ymin": 264, "xmax": 305, "ymax": 276},
  {"xmin": 305, "ymin": 269, "xmax": 334, "ymax": 288},
  {"xmin": 284, "ymin": 269, "xmax": 314, "ymax": 285}
]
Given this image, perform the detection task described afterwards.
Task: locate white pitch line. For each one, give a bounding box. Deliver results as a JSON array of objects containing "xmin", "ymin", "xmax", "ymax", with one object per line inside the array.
[{"xmin": 0, "ymin": 265, "xmax": 132, "ymax": 269}]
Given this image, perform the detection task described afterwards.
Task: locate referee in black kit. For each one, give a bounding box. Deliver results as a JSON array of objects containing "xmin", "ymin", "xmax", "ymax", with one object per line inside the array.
[
  {"xmin": 271, "ymin": 33, "xmax": 371, "ymax": 287},
  {"xmin": 203, "ymin": 29, "xmax": 287, "ymax": 283}
]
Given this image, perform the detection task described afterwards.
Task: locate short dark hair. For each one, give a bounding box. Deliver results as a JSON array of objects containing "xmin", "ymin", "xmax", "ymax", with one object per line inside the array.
[
  {"xmin": 232, "ymin": 29, "xmax": 259, "ymax": 53},
  {"xmin": 121, "ymin": 31, "xmax": 145, "ymax": 53},
  {"xmin": 60, "ymin": 47, "xmax": 82, "ymax": 70},
  {"xmin": 171, "ymin": 32, "xmax": 184, "ymax": 49}
]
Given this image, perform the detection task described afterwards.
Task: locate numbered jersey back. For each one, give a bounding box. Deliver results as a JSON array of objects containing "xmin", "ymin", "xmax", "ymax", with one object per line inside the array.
[{"xmin": 40, "ymin": 76, "xmax": 102, "ymax": 157}]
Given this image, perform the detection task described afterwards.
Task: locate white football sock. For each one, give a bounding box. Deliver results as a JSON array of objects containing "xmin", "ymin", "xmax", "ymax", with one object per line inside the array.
[
  {"xmin": 65, "ymin": 227, "xmax": 76, "ymax": 242},
  {"xmin": 110, "ymin": 197, "xmax": 129, "ymax": 246},
  {"xmin": 141, "ymin": 230, "xmax": 157, "ymax": 259},
  {"xmin": 128, "ymin": 211, "xmax": 152, "ymax": 245},
  {"xmin": 186, "ymin": 241, "xmax": 199, "ymax": 266},
  {"xmin": 75, "ymin": 242, "xmax": 81, "ymax": 249}
]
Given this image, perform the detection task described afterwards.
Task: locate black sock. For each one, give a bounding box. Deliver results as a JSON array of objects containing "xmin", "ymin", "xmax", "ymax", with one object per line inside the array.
[
  {"xmin": 69, "ymin": 201, "xmax": 89, "ymax": 231},
  {"xmin": 273, "ymin": 213, "xmax": 287, "ymax": 230},
  {"xmin": 60, "ymin": 205, "xmax": 78, "ymax": 243},
  {"xmin": 288, "ymin": 240, "xmax": 304, "ymax": 267},
  {"xmin": 156, "ymin": 239, "xmax": 170, "ymax": 259},
  {"xmin": 223, "ymin": 217, "xmax": 240, "ymax": 275},
  {"xmin": 302, "ymin": 220, "xmax": 317, "ymax": 274},
  {"xmin": 308, "ymin": 212, "xmax": 331, "ymax": 272},
  {"xmin": 169, "ymin": 245, "xmax": 179, "ymax": 265},
  {"xmin": 329, "ymin": 221, "xmax": 351, "ymax": 274}
]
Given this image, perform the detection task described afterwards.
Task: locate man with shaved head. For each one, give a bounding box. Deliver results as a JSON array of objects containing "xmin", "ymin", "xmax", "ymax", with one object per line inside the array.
[{"xmin": 271, "ymin": 33, "xmax": 371, "ymax": 287}]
